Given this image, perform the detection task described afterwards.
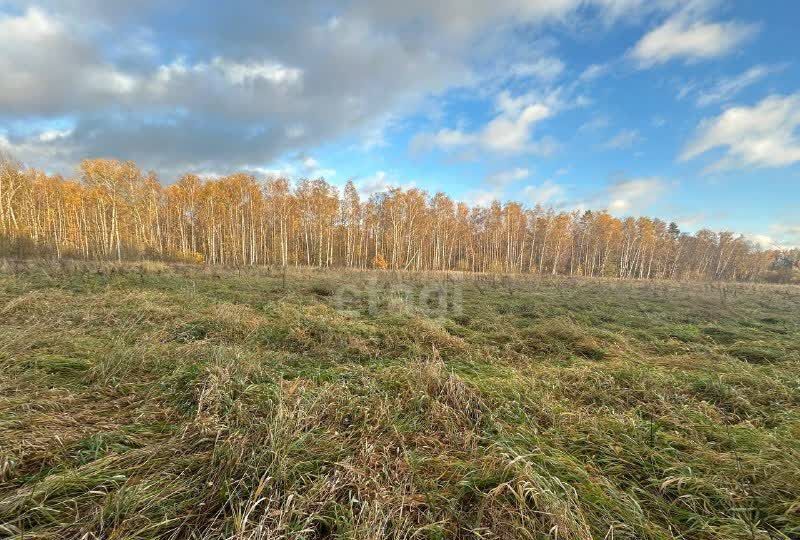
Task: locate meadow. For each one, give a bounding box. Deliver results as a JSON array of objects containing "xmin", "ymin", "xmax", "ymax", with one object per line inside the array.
[{"xmin": 0, "ymin": 261, "xmax": 799, "ymax": 539}]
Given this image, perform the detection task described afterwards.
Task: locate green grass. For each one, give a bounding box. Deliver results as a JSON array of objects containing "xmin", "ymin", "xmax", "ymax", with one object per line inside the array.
[{"xmin": 1, "ymin": 261, "xmax": 799, "ymax": 539}]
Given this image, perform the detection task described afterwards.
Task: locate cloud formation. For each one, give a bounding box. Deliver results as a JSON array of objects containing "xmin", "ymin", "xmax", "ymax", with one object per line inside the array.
[
  {"xmin": 604, "ymin": 178, "xmax": 667, "ymax": 213},
  {"xmin": 678, "ymin": 64, "xmax": 787, "ymax": 107},
  {"xmin": 682, "ymin": 94, "xmax": 800, "ymax": 170},
  {"xmin": 411, "ymin": 90, "xmax": 567, "ymax": 156},
  {"xmin": 487, "ymin": 167, "xmax": 530, "ymax": 187},
  {"xmin": 0, "ymin": 0, "xmax": 688, "ymax": 177},
  {"xmin": 523, "ymin": 180, "xmax": 566, "ymax": 206},
  {"xmin": 355, "ymin": 171, "xmax": 416, "ymax": 197},
  {"xmin": 746, "ymin": 224, "xmax": 800, "ymax": 250},
  {"xmin": 603, "ymin": 129, "xmax": 644, "ymax": 150},
  {"xmin": 1, "ymin": 3, "xmax": 471, "ymax": 175},
  {"xmin": 631, "ymin": 9, "xmax": 758, "ymax": 67},
  {"xmin": 0, "ymin": 7, "xmax": 137, "ymax": 115},
  {"xmin": 569, "ymin": 177, "xmax": 668, "ymax": 215}
]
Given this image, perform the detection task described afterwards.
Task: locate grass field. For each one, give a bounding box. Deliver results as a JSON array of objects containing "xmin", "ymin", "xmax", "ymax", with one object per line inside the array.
[{"xmin": 1, "ymin": 262, "xmax": 799, "ymax": 539}]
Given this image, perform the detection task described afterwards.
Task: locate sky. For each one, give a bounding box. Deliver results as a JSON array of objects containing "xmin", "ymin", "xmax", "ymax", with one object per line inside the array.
[{"xmin": 1, "ymin": 0, "xmax": 799, "ymax": 248}]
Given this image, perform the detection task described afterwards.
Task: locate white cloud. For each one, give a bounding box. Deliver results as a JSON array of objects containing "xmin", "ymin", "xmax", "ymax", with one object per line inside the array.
[
  {"xmin": 487, "ymin": 167, "xmax": 530, "ymax": 187},
  {"xmin": 38, "ymin": 129, "xmax": 73, "ymax": 143},
  {"xmin": 412, "ymin": 89, "xmax": 561, "ymax": 156},
  {"xmin": 413, "ymin": 128, "xmax": 476, "ymax": 151},
  {"xmin": 229, "ymin": 155, "xmax": 335, "ymax": 182},
  {"xmin": 356, "ymin": 171, "xmax": 414, "ymax": 197},
  {"xmin": 464, "ymin": 167, "xmax": 532, "ymax": 207},
  {"xmin": 210, "ymin": 57, "xmax": 303, "ymax": 86},
  {"xmin": 674, "ymin": 213, "xmax": 706, "ymax": 231},
  {"xmin": 0, "ymin": 128, "xmax": 78, "ymax": 172},
  {"xmin": 357, "ymin": 115, "xmax": 397, "ymax": 151},
  {"xmin": 603, "ymin": 129, "xmax": 643, "ymax": 150},
  {"xmin": 569, "ymin": 177, "xmax": 668, "ymax": 216},
  {"xmin": 247, "ymin": 166, "xmax": 297, "ymax": 179},
  {"xmin": 0, "ymin": 0, "xmax": 723, "ymax": 176},
  {"xmin": 509, "ymin": 57, "xmax": 565, "ymax": 81},
  {"xmin": 579, "ymin": 115, "xmax": 610, "ymax": 133},
  {"xmin": 693, "ymin": 64, "xmax": 786, "ymax": 107},
  {"xmin": 631, "ymin": 12, "xmax": 758, "ymax": 67},
  {"xmin": 482, "ymin": 102, "xmax": 551, "ymax": 153},
  {"xmin": 0, "ymin": 4, "xmax": 470, "ymax": 174},
  {"xmin": 768, "ymin": 224, "xmax": 800, "ymax": 249},
  {"xmin": 0, "ymin": 7, "xmax": 140, "ymax": 114},
  {"xmin": 295, "ymin": 155, "xmax": 336, "ymax": 178},
  {"xmin": 604, "ymin": 177, "xmax": 667, "ymax": 214},
  {"xmin": 745, "ymin": 225, "xmax": 800, "ymax": 250},
  {"xmin": 464, "ymin": 188, "xmax": 504, "ymax": 207},
  {"xmin": 682, "ymin": 93, "xmax": 800, "ymax": 170},
  {"xmin": 745, "ymin": 234, "xmax": 778, "ymax": 250},
  {"xmin": 523, "ymin": 180, "xmax": 565, "ymax": 206},
  {"xmin": 579, "ymin": 63, "xmax": 609, "ymax": 82}
]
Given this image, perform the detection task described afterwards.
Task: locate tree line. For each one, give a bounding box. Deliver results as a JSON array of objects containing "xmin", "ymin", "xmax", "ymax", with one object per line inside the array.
[{"xmin": 1, "ymin": 157, "xmax": 796, "ymax": 282}]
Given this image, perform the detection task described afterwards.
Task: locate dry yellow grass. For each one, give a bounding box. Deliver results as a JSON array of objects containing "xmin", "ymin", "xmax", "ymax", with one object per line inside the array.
[{"xmin": 0, "ymin": 262, "xmax": 798, "ymax": 539}]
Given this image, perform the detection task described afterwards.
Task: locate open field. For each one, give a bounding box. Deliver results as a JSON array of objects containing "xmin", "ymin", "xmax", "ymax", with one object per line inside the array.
[{"xmin": 1, "ymin": 262, "xmax": 799, "ymax": 539}]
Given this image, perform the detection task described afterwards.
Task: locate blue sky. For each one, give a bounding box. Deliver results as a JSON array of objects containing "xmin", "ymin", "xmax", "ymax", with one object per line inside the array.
[{"xmin": 1, "ymin": 0, "xmax": 799, "ymax": 247}]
